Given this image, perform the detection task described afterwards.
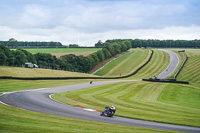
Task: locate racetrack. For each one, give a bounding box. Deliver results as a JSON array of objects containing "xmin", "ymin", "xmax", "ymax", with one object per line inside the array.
[
  {"xmin": 1, "ymin": 50, "xmax": 199, "ymax": 132},
  {"xmin": 156, "ymin": 49, "xmax": 179, "ymax": 79},
  {"xmin": 0, "ymin": 80, "xmax": 200, "ymax": 133}
]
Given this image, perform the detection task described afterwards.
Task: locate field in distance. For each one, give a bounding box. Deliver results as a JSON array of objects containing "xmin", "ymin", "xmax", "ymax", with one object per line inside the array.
[{"xmin": 12, "ymin": 48, "xmax": 101, "ymax": 57}]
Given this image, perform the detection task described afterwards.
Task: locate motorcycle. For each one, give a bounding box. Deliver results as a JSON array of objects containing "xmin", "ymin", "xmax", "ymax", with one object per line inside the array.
[{"xmin": 100, "ymin": 107, "xmax": 115, "ymax": 117}]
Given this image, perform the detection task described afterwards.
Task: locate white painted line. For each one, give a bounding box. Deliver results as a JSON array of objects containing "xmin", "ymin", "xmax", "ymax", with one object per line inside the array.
[
  {"xmin": 0, "ymin": 100, "xmax": 11, "ymax": 106},
  {"xmin": 84, "ymin": 109, "xmax": 96, "ymax": 112}
]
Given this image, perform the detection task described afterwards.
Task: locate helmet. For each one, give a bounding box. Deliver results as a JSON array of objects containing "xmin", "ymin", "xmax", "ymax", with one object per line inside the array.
[{"xmin": 111, "ymin": 106, "xmax": 115, "ymax": 110}]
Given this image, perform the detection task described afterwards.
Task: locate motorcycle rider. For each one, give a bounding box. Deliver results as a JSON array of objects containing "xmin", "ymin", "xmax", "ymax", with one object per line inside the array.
[
  {"xmin": 101, "ymin": 106, "xmax": 116, "ymax": 116},
  {"xmin": 110, "ymin": 106, "xmax": 116, "ymax": 113}
]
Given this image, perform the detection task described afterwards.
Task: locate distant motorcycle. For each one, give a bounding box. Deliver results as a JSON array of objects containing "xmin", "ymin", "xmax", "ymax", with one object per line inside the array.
[{"xmin": 100, "ymin": 106, "xmax": 116, "ymax": 117}]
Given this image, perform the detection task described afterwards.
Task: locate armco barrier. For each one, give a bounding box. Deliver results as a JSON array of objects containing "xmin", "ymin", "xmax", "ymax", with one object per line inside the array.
[
  {"xmin": 0, "ymin": 50, "xmax": 154, "ymax": 80},
  {"xmin": 174, "ymin": 56, "xmax": 188, "ymax": 79},
  {"xmin": 142, "ymin": 79, "xmax": 189, "ymax": 84}
]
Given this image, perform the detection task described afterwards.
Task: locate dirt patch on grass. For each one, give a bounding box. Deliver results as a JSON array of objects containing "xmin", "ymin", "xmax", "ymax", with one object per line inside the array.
[{"xmin": 52, "ymin": 51, "xmax": 94, "ymax": 57}]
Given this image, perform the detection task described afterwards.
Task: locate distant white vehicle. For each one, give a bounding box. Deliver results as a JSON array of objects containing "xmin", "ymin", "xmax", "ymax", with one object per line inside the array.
[{"xmin": 25, "ymin": 63, "xmax": 38, "ymax": 68}]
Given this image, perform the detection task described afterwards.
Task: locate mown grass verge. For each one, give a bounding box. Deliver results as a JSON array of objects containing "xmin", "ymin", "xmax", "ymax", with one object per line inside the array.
[
  {"xmin": 177, "ymin": 49, "xmax": 200, "ymax": 87},
  {"xmin": 0, "ymin": 67, "xmax": 97, "ymax": 78},
  {"xmin": 0, "ymin": 79, "xmax": 99, "ymax": 92},
  {"xmin": 95, "ymin": 49, "xmax": 150, "ymax": 77},
  {"xmin": 0, "ymin": 103, "xmax": 177, "ymax": 133},
  {"xmin": 53, "ymin": 81, "xmax": 200, "ymax": 127}
]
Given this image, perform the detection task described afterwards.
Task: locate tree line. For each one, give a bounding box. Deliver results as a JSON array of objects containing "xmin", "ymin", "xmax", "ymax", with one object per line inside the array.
[
  {"xmin": 0, "ymin": 40, "xmax": 131, "ymax": 73},
  {"xmin": 95, "ymin": 39, "xmax": 200, "ymax": 48},
  {"xmin": 0, "ymin": 38, "xmax": 64, "ymax": 48}
]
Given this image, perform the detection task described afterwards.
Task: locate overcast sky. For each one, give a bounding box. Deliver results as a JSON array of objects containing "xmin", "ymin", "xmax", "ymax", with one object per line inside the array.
[{"xmin": 0, "ymin": 0, "xmax": 200, "ymax": 46}]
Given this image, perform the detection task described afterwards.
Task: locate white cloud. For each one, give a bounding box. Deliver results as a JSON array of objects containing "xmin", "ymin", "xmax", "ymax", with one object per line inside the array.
[{"xmin": 0, "ymin": 0, "xmax": 199, "ymax": 46}]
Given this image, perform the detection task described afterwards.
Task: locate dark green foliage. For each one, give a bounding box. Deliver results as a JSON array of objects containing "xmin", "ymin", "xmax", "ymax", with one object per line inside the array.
[
  {"xmin": 0, "ymin": 39, "xmax": 131, "ymax": 73},
  {"xmin": 17, "ymin": 49, "xmax": 36, "ymax": 64},
  {"xmin": 94, "ymin": 40, "xmax": 104, "ymax": 48},
  {"xmin": 35, "ymin": 53, "xmax": 59, "ymax": 69},
  {"xmin": 102, "ymin": 48, "xmax": 111, "ymax": 59},
  {"xmin": 69, "ymin": 44, "xmax": 79, "ymax": 48},
  {"xmin": 0, "ymin": 41, "xmax": 63, "ymax": 48},
  {"xmin": 15, "ymin": 50, "xmax": 27, "ymax": 67},
  {"xmin": 89, "ymin": 53, "xmax": 100, "ymax": 65},
  {"xmin": 130, "ymin": 39, "xmax": 200, "ymax": 48},
  {"xmin": 0, "ymin": 52, "xmax": 6, "ymax": 65},
  {"xmin": 96, "ymin": 50, "xmax": 105, "ymax": 61},
  {"xmin": 98, "ymin": 39, "xmax": 200, "ymax": 48}
]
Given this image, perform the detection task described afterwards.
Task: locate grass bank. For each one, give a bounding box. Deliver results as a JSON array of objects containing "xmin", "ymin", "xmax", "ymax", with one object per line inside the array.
[
  {"xmin": 0, "ymin": 67, "xmax": 96, "ymax": 78},
  {"xmin": 177, "ymin": 49, "xmax": 200, "ymax": 87},
  {"xmin": 53, "ymin": 81, "xmax": 200, "ymax": 127},
  {"xmin": 95, "ymin": 49, "xmax": 150, "ymax": 77}
]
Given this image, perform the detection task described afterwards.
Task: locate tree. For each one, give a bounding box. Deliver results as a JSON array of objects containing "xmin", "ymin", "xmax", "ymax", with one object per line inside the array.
[
  {"xmin": 123, "ymin": 40, "xmax": 132, "ymax": 49},
  {"xmin": 96, "ymin": 50, "xmax": 105, "ymax": 61},
  {"xmin": 95, "ymin": 40, "xmax": 104, "ymax": 48},
  {"xmin": 102, "ymin": 48, "xmax": 111, "ymax": 59},
  {"xmin": 0, "ymin": 53, "xmax": 6, "ymax": 65},
  {"xmin": 8, "ymin": 38, "xmax": 18, "ymax": 48},
  {"xmin": 113, "ymin": 43, "xmax": 121, "ymax": 54},
  {"xmin": 69, "ymin": 44, "xmax": 79, "ymax": 48},
  {"xmin": 15, "ymin": 50, "xmax": 26, "ymax": 66},
  {"xmin": 18, "ymin": 49, "xmax": 36, "ymax": 64},
  {"xmin": 120, "ymin": 43, "xmax": 128, "ymax": 52},
  {"xmin": 88, "ymin": 53, "xmax": 100, "ymax": 65}
]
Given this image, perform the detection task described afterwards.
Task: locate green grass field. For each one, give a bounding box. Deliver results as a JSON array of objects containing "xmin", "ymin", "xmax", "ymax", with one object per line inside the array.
[
  {"xmin": 53, "ymin": 81, "xmax": 200, "ymax": 127},
  {"xmin": 0, "ymin": 79, "xmax": 95, "ymax": 92},
  {"xmin": 177, "ymin": 49, "xmax": 200, "ymax": 86},
  {"xmin": 1, "ymin": 48, "xmax": 199, "ymax": 132},
  {"xmin": 12, "ymin": 48, "xmax": 101, "ymax": 54},
  {"xmin": 95, "ymin": 49, "xmax": 150, "ymax": 77},
  {"xmin": 0, "ymin": 103, "xmax": 178, "ymax": 133},
  {"xmin": 0, "ymin": 67, "xmax": 97, "ymax": 78}
]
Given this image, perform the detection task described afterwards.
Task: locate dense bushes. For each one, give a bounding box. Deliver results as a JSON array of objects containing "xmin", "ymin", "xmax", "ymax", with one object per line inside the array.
[{"xmin": 0, "ymin": 40, "xmax": 131, "ymax": 73}]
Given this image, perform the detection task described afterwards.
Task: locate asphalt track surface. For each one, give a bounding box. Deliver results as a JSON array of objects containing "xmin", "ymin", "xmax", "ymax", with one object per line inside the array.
[
  {"xmin": 157, "ymin": 49, "xmax": 179, "ymax": 79},
  {"xmin": 1, "ymin": 50, "xmax": 200, "ymax": 132}
]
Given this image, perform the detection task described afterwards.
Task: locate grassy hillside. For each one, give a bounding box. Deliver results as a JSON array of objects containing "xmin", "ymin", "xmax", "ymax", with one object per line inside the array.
[
  {"xmin": 128, "ymin": 49, "xmax": 170, "ymax": 79},
  {"xmin": 12, "ymin": 48, "xmax": 101, "ymax": 54},
  {"xmin": 0, "ymin": 67, "xmax": 96, "ymax": 78},
  {"xmin": 53, "ymin": 81, "xmax": 200, "ymax": 127},
  {"xmin": 95, "ymin": 49, "xmax": 150, "ymax": 77},
  {"xmin": 177, "ymin": 49, "xmax": 200, "ymax": 86}
]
